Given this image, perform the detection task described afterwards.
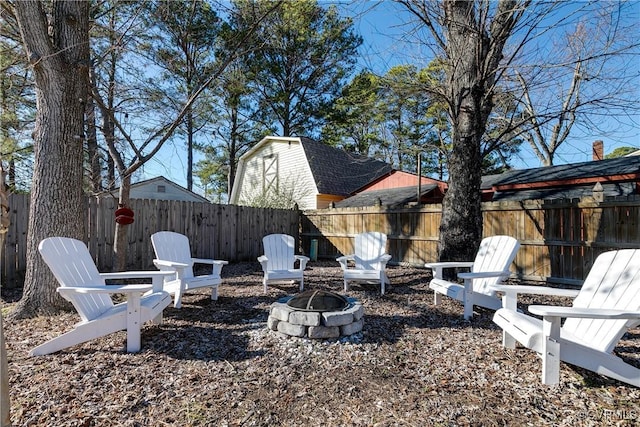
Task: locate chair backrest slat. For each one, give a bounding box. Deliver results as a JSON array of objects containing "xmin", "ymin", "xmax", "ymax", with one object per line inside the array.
[
  {"xmin": 38, "ymin": 237, "xmax": 114, "ymax": 322},
  {"xmin": 151, "ymin": 231, "xmax": 195, "ymax": 279},
  {"xmin": 563, "ymin": 249, "xmax": 640, "ymax": 353},
  {"xmin": 354, "ymin": 232, "xmax": 387, "ymax": 270},
  {"xmin": 471, "ymin": 235, "xmax": 520, "ymax": 295},
  {"xmin": 263, "ymin": 234, "xmax": 295, "ymax": 270}
]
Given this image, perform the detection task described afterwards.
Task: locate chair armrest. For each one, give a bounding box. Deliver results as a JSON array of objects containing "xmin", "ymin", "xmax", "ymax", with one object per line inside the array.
[
  {"xmin": 58, "ymin": 284, "xmax": 153, "ymax": 295},
  {"xmin": 100, "ymin": 271, "xmax": 174, "ymax": 280},
  {"xmin": 490, "ymin": 284, "xmax": 581, "ymax": 311},
  {"xmin": 192, "ymin": 258, "xmax": 229, "ymax": 266},
  {"xmin": 377, "ymin": 254, "xmax": 392, "ymax": 270},
  {"xmin": 257, "ymin": 255, "xmax": 269, "ymax": 271},
  {"xmin": 458, "ymin": 271, "xmax": 510, "ymax": 280},
  {"xmin": 528, "ymin": 305, "xmax": 640, "ymax": 320},
  {"xmin": 490, "ymin": 284, "xmax": 580, "ymax": 298},
  {"xmin": 424, "ymin": 261, "xmax": 474, "ymax": 269},
  {"xmin": 336, "ymin": 254, "xmax": 355, "ymax": 270},
  {"xmin": 192, "ymin": 258, "xmax": 228, "ymax": 276},
  {"xmin": 424, "ymin": 261, "xmax": 474, "ymax": 280},
  {"xmin": 379, "ymin": 254, "xmax": 392, "ymax": 263},
  {"xmin": 295, "ymin": 255, "xmax": 310, "ymax": 270},
  {"xmin": 152, "ymin": 259, "xmax": 190, "ymax": 269},
  {"xmin": 99, "ymin": 271, "xmax": 173, "ymax": 292}
]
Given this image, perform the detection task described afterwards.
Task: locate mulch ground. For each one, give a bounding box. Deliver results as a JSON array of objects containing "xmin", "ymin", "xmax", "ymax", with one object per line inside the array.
[{"xmin": 2, "ymin": 261, "xmax": 639, "ymax": 426}]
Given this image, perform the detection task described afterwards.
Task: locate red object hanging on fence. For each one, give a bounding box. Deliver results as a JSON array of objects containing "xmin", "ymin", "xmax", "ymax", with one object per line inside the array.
[{"xmin": 115, "ymin": 206, "xmax": 134, "ymax": 225}]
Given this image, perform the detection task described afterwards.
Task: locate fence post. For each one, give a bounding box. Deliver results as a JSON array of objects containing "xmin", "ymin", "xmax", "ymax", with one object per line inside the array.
[{"xmin": 1, "ymin": 314, "xmax": 10, "ymax": 427}]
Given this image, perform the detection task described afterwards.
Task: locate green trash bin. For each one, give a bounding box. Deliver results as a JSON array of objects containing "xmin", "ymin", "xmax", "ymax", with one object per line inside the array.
[{"xmin": 310, "ymin": 239, "xmax": 318, "ymax": 261}]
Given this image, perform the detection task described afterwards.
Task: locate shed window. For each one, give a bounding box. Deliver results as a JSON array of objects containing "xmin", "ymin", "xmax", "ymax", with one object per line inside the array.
[{"xmin": 157, "ymin": 185, "xmax": 166, "ymax": 193}]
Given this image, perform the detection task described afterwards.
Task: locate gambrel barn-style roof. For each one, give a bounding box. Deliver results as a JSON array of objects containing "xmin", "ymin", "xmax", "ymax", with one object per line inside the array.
[
  {"xmin": 229, "ymin": 136, "xmax": 394, "ymax": 209},
  {"xmin": 299, "ymin": 137, "xmax": 393, "ymax": 197}
]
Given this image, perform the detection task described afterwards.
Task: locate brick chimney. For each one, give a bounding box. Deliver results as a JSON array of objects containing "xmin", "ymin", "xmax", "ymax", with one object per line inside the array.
[{"xmin": 592, "ymin": 140, "xmax": 604, "ymax": 161}]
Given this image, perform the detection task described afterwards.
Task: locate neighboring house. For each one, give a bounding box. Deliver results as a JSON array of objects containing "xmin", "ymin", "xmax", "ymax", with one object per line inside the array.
[
  {"xmin": 336, "ymin": 170, "xmax": 446, "ymax": 208},
  {"xmin": 229, "ymin": 136, "xmax": 394, "ymax": 209},
  {"xmin": 106, "ymin": 176, "xmax": 209, "ymax": 203},
  {"xmin": 334, "ymin": 185, "xmax": 443, "ymax": 208},
  {"xmin": 231, "ymin": 136, "xmax": 639, "ymax": 209},
  {"xmin": 335, "ymin": 145, "xmax": 640, "ymax": 207},
  {"xmin": 482, "ymin": 155, "xmax": 640, "ymax": 202}
]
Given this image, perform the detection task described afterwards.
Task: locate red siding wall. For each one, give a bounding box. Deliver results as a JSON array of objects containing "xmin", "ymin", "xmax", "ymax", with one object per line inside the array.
[{"xmin": 361, "ymin": 171, "xmax": 443, "ymax": 191}]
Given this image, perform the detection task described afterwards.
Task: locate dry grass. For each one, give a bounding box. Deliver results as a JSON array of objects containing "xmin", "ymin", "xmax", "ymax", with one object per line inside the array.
[{"xmin": 2, "ymin": 261, "xmax": 639, "ymax": 426}]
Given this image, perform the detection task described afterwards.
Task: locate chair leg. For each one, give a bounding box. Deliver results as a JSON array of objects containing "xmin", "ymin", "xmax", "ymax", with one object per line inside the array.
[
  {"xmin": 210, "ymin": 286, "xmax": 218, "ymax": 301},
  {"xmin": 463, "ymin": 278, "xmax": 474, "ymax": 320},
  {"xmin": 380, "ymin": 273, "xmax": 390, "ymax": 295},
  {"xmin": 502, "ymin": 332, "xmax": 517, "ymax": 349},
  {"xmin": 500, "ymin": 294, "xmax": 517, "ymax": 349},
  {"xmin": 541, "ymin": 316, "xmax": 561, "ymax": 385},
  {"xmin": 299, "ymin": 278, "xmax": 304, "ymax": 292},
  {"xmin": 263, "ymin": 278, "xmax": 268, "ymax": 294},
  {"xmin": 463, "ymin": 296, "xmax": 474, "ymax": 320},
  {"xmin": 126, "ymin": 295, "xmax": 143, "ymax": 352},
  {"xmin": 433, "ymin": 291, "xmax": 442, "ymax": 305},
  {"xmin": 174, "ymin": 290, "xmax": 183, "ymax": 309},
  {"xmin": 344, "ymin": 279, "xmax": 349, "ymax": 293},
  {"xmin": 30, "ymin": 323, "xmax": 120, "ymax": 356}
]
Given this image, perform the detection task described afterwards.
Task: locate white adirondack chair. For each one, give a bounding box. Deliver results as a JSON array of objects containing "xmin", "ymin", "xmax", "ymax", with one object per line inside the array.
[
  {"xmin": 337, "ymin": 232, "xmax": 392, "ymax": 295},
  {"xmin": 31, "ymin": 237, "xmax": 172, "ymax": 356},
  {"xmin": 151, "ymin": 231, "xmax": 228, "ymax": 308},
  {"xmin": 425, "ymin": 235, "xmax": 520, "ymax": 320},
  {"xmin": 492, "ymin": 249, "xmax": 640, "ymax": 387},
  {"xmin": 258, "ymin": 234, "xmax": 309, "ymax": 293}
]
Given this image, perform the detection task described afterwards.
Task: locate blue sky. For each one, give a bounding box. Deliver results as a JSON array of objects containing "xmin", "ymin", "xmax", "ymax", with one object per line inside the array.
[
  {"xmin": 144, "ymin": 0, "xmax": 640, "ymax": 193},
  {"xmin": 337, "ymin": 0, "xmax": 640, "ymax": 166}
]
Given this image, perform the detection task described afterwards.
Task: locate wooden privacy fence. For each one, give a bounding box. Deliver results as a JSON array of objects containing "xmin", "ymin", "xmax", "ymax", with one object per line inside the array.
[
  {"xmin": 3, "ymin": 193, "xmax": 639, "ymax": 288},
  {"xmin": 301, "ymin": 195, "xmax": 640, "ymax": 286},
  {"xmin": 1, "ymin": 195, "xmax": 300, "ymax": 288}
]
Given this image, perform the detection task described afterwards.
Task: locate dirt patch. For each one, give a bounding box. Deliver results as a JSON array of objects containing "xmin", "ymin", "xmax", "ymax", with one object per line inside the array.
[{"xmin": 3, "ymin": 261, "xmax": 639, "ymax": 426}]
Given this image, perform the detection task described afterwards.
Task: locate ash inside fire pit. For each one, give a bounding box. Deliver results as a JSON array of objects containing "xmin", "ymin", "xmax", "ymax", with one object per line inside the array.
[
  {"xmin": 268, "ymin": 291, "xmax": 364, "ymax": 339},
  {"xmin": 286, "ymin": 290, "xmax": 349, "ymax": 312}
]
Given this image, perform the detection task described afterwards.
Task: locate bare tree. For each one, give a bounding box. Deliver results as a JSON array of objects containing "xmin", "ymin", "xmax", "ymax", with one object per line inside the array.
[
  {"xmin": 507, "ymin": 3, "xmax": 640, "ymax": 165},
  {"xmin": 8, "ymin": 0, "xmax": 90, "ymax": 319},
  {"xmin": 90, "ymin": 0, "xmax": 282, "ymax": 270},
  {"xmin": 399, "ymin": 0, "xmax": 528, "ymax": 261}
]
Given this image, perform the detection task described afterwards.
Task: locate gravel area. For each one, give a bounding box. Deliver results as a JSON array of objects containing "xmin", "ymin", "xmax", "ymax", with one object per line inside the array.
[{"xmin": 2, "ymin": 261, "xmax": 639, "ymax": 426}]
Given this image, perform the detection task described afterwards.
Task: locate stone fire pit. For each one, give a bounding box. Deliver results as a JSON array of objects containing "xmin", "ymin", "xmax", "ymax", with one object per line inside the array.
[{"xmin": 267, "ymin": 290, "xmax": 364, "ymax": 339}]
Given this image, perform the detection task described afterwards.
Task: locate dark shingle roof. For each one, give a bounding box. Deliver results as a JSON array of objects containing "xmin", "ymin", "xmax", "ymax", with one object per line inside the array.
[
  {"xmin": 484, "ymin": 156, "xmax": 640, "ymax": 189},
  {"xmin": 334, "ymin": 185, "xmax": 438, "ymax": 208},
  {"xmin": 300, "ymin": 137, "xmax": 393, "ymax": 196},
  {"xmin": 492, "ymin": 182, "xmax": 636, "ymax": 202}
]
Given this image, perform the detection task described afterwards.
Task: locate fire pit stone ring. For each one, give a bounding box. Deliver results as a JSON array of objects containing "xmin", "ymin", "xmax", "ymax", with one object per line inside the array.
[{"xmin": 267, "ymin": 290, "xmax": 364, "ymax": 339}]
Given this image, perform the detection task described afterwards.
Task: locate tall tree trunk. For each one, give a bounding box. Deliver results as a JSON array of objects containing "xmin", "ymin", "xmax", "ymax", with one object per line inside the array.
[
  {"xmin": 10, "ymin": 0, "xmax": 89, "ymax": 318},
  {"xmin": 437, "ymin": 0, "xmax": 520, "ymax": 262},
  {"xmin": 228, "ymin": 107, "xmax": 239, "ymax": 195},
  {"xmin": 187, "ymin": 106, "xmax": 193, "ymax": 191}
]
